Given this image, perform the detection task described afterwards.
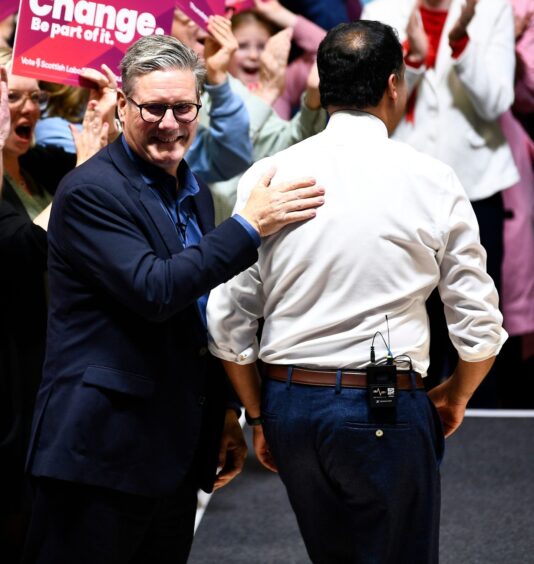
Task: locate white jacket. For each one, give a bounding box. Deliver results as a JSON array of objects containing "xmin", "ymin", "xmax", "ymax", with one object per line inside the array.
[{"xmin": 362, "ymin": 0, "xmax": 519, "ymax": 200}]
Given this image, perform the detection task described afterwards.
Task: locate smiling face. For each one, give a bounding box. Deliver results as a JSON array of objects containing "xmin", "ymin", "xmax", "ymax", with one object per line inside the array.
[
  {"xmin": 3, "ymin": 72, "xmax": 41, "ymax": 160},
  {"xmin": 117, "ymin": 68, "xmax": 199, "ymax": 176},
  {"xmin": 228, "ymin": 20, "xmax": 271, "ymax": 85}
]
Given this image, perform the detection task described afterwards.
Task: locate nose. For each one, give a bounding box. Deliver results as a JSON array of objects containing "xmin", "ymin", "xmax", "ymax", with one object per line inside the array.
[
  {"xmin": 158, "ymin": 107, "xmax": 179, "ymax": 129},
  {"xmin": 20, "ymin": 95, "xmax": 37, "ymax": 113},
  {"xmin": 248, "ymin": 46, "xmax": 261, "ymax": 60}
]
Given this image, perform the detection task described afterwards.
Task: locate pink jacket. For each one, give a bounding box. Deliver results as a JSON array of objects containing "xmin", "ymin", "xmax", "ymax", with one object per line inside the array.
[{"xmin": 500, "ymin": 0, "xmax": 534, "ymax": 336}]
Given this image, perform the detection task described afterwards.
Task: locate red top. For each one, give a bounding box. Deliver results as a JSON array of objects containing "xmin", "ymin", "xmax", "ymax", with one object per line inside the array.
[{"xmin": 404, "ymin": 6, "xmax": 469, "ymax": 122}]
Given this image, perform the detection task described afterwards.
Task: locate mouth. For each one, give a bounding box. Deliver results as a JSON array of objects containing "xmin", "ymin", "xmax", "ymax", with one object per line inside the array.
[
  {"xmin": 14, "ymin": 124, "xmax": 33, "ymax": 140},
  {"xmin": 152, "ymin": 134, "xmax": 185, "ymax": 144},
  {"xmin": 240, "ymin": 66, "xmax": 260, "ymax": 82}
]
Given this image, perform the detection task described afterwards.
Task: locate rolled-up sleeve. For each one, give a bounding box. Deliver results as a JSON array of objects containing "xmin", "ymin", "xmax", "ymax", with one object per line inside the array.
[
  {"xmin": 207, "ymin": 262, "xmax": 264, "ymax": 364},
  {"xmin": 436, "ymin": 169, "xmax": 508, "ymax": 361}
]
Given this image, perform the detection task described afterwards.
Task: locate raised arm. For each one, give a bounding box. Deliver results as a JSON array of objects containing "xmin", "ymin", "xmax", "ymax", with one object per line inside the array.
[{"xmin": 188, "ymin": 15, "xmax": 253, "ymax": 182}]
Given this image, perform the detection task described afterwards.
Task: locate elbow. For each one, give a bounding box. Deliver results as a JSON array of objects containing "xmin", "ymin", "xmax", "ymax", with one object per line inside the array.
[{"xmin": 476, "ymin": 88, "xmax": 515, "ymax": 122}]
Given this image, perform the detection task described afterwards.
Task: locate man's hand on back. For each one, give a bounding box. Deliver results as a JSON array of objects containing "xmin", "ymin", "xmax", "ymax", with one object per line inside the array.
[{"xmin": 240, "ymin": 168, "xmax": 325, "ymax": 237}]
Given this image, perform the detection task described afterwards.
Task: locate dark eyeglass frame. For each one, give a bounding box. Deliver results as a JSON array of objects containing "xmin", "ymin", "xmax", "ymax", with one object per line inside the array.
[{"xmin": 127, "ymin": 97, "xmax": 202, "ymax": 124}]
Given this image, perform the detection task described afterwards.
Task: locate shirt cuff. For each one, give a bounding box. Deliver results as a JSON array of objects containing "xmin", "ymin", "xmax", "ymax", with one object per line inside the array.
[{"xmin": 232, "ymin": 214, "xmax": 261, "ymax": 247}]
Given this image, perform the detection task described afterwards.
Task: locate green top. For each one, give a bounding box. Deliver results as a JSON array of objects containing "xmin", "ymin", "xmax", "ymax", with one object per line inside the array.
[{"xmin": 3, "ymin": 171, "xmax": 52, "ymax": 220}]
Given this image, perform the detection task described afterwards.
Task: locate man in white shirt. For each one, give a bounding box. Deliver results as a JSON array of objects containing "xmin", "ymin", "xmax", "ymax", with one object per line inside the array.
[{"xmin": 207, "ymin": 21, "xmax": 506, "ymax": 563}]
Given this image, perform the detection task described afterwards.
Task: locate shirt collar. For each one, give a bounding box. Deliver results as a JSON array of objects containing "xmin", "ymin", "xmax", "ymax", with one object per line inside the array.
[
  {"xmin": 121, "ymin": 134, "xmax": 199, "ymax": 204},
  {"xmin": 326, "ymin": 110, "xmax": 389, "ymax": 139}
]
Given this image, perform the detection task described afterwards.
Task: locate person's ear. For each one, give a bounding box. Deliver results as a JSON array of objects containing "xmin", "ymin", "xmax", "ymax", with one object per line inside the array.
[
  {"xmin": 117, "ymin": 91, "xmax": 127, "ymax": 123},
  {"xmin": 387, "ymin": 73, "xmax": 399, "ymax": 102}
]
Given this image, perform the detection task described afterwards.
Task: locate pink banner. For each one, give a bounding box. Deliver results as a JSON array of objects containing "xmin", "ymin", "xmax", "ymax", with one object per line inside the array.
[
  {"xmin": 12, "ymin": 0, "xmax": 175, "ymax": 87},
  {"xmin": 0, "ymin": 0, "xmax": 20, "ymax": 21},
  {"xmin": 175, "ymin": 1, "xmax": 218, "ymax": 30}
]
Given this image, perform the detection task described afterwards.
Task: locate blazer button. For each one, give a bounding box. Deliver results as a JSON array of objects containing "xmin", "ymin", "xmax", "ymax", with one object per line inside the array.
[
  {"xmin": 198, "ymin": 395, "xmax": 206, "ymax": 406},
  {"xmin": 198, "ymin": 346, "xmax": 208, "ymax": 357}
]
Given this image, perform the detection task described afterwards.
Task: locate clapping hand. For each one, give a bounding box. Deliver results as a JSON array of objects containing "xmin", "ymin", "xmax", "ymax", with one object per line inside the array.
[
  {"xmin": 406, "ymin": 5, "xmax": 428, "ymax": 63},
  {"xmin": 255, "ymin": 27, "xmax": 292, "ymax": 105},
  {"xmin": 205, "ymin": 15, "xmax": 239, "ymax": 86},
  {"xmin": 79, "ymin": 64, "xmax": 119, "ymax": 142},
  {"xmin": 449, "ymin": 0, "xmax": 478, "ymax": 43},
  {"xmin": 71, "ymin": 100, "xmax": 109, "ymax": 166}
]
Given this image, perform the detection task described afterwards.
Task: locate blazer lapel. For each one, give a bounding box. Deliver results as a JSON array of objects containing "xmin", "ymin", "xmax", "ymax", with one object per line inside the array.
[
  {"xmin": 108, "ymin": 137, "xmax": 184, "ymax": 256},
  {"xmin": 139, "ymin": 188, "xmax": 184, "ymax": 256}
]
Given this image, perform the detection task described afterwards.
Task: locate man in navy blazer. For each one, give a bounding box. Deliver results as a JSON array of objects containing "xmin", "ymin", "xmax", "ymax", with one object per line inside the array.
[{"xmin": 23, "ymin": 35, "xmax": 324, "ymax": 563}]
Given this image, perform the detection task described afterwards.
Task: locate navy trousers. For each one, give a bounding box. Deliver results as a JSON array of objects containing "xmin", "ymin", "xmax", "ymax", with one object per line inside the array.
[
  {"xmin": 261, "ymin": 375, "xmax": 444, "ymax": 564},
  {"xmin": 22, "ymin": 477, "xmax": 198, "ymax": 564}
]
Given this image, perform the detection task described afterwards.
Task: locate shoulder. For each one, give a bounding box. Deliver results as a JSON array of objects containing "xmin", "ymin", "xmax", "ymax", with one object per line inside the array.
[
  {"xmin": 388, "ymin": 137, "xmax": 456, "ymax": 178},
  {"xmin": 61, "ymin": 140, "xmax": 123, "ymax": 187}
]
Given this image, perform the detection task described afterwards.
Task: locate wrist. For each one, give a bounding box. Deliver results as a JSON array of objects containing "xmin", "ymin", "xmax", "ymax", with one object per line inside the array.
[
  {"xmin": 245, "ymin": 410, "xmax": 264, "ymax": 426},
  {"xmin": 275, "ymin": 9, "xmax": 297, "ymax": 29},
  {"xmin": 238, "ymin": 209, "xmax": 261, "ymax": 237},
  {"xmin": 207, "ymin": 68, "xmax": 227, "ymax": 86},
  {"xmin": 304, "ymin": 89, "xmax": 321, "ymax": 110}
]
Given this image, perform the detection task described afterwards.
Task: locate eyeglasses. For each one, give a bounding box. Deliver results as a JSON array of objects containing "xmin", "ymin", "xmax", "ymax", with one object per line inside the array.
[
  {"xmin": 127, "ymin": 97, "xmax": 202, "ymax": 124},
  {"xmin": 8, "ymin": 90, "xmax": 49, "ymax": 108}
]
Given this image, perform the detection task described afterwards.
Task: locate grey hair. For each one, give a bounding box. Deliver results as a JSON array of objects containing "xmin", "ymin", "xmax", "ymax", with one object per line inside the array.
[{"xmin": 120, "ymin": 35, "xmax": 206, "ymax": 97}]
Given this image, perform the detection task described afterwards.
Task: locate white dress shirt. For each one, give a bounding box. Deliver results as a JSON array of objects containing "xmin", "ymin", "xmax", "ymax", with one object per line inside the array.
[{"xmin": 207, "ymin": 112, "xmax": 507, "ymax": 376}]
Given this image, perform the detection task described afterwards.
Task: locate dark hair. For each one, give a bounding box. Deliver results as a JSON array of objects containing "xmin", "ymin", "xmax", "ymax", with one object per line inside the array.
[{"xmin": 317, "ymin": 20, "xmax": 403, "ymax": 109}]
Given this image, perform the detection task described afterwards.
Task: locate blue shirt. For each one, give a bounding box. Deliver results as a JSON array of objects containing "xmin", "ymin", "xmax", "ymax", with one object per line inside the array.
[
  {"xmin": 121, "ymin": 135, "xmax": 259, "ymax": 326},
  {"xmin": 187, "ymin": 79, "xmax": 253, "ymax": 183}
]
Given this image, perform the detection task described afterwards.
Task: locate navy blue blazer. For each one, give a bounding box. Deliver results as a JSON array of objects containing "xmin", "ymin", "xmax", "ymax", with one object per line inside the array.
[{"xmin": 26, "ymin": 137, "xmax": 258, "ymax": 496}]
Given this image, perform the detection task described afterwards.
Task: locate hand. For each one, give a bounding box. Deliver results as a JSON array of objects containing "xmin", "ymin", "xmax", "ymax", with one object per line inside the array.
[
  {"xmin": 0, "ymin": 65, "xmax": 10, "ymax": 150},
  {"xmin": 240, "ymin": 168, "xmax": 325, "ymax": 237},
  {"xmin": 449, "ymin": 0, "xmax": 478, "ymax": 43},
  {"xmin": 427, "ymin": 377, "xmax": 470, "ymax": 438},
  {"xmin": 406, "ymin": 6, "xmax": 428, "ymax": 63},
  {"xmin": 205, "ymin": 16, "xmax": 238, "ymax": 86},
  {"xmin": 255, "ymin": 28, "xmax": 292, "ymax": 105},
  {"xmin": 304, "ymin": 62, "xmax": 321, "ymax": 110},
  {"xmin": 253, "ymin": 0, "xmax": 297, "ymax": 29},
  {"xmin": 253, "ymin": 425, "xmax": 278, "ymax": 472},
  {"xmin": 213, "ymin": 409, "xmax": 248, "ymax": 490},
  {"xmin": 79, "ymin": 64, "xmax": 119, "ymax": 141},
  {"xmin": 71, "ymin": 100, "xmax": 109, "ymax": 166}
]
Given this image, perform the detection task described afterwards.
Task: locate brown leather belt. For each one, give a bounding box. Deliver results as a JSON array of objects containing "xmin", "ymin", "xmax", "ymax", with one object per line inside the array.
[{"xmin": 263, "ymin": 364, "xmax": 424, "ymax": 390}]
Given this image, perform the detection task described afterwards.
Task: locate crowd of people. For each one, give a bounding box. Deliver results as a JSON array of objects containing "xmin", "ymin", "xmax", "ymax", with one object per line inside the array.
[{"xmin": 0, "ymin": 0, "xmax": 532, "ymax": 562}]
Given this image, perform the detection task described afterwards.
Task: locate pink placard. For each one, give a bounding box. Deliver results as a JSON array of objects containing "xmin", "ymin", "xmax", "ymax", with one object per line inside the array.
[
  {"xmin": 12, "ymin": 0, "xmax": 175, "ymax": 87},
  {"xmin": 0, "ymin": 0, "xmax": 20, "ymax": 21},
  {"xmin": 207, "ymin": 0, "xmax": 226, "ymax": 15},
  {"xmin": 175, "ymin": 1, "xmax": 216, "ymax": 30},
  {"xmin": 225, "ymin": 0, "xmax": 254, "ymax": 15}
]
